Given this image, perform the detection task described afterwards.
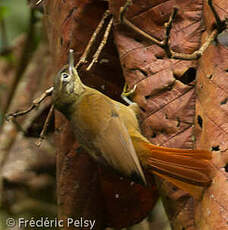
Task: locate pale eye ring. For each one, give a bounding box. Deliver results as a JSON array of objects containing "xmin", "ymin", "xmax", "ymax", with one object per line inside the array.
[{"xmin": 61, "ymin": 72, "xmax": 70, "ymax": 81}]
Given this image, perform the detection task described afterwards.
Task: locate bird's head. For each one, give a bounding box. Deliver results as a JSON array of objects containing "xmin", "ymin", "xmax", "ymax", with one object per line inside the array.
[{"xmin": 53, "ymin": 49, "xmax": 84, "ymax": 116}]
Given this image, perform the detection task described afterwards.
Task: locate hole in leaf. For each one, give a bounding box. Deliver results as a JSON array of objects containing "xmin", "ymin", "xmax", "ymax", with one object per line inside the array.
[
  {"xmin": 199, "ymin": 83, "xmax": 203, "ymax": 88},
  {"xmin": 155, "ymin": 54, "xmax": 164, "ymax": 59},
  {"xmin": 224, "ymin": 163, "xmax": 228, "ymax": 172},
  {"xmin": 138, "ymin": 69, "xmax": 148, "ymax": 77},
  {"xmin": 197, "ymin": 115, "xmax": 203, "ymax": 128},
  {"xmin": 140, "ymin": 106, "xmax": 146, "ymax": 112},
  {"xmin": 160, "ymin": 129, "xmax": 166, "ymax": 134},
  {"xmin": 207, "ymin": 74, "xmax": 213, "ymax": 79},
  {"xmin": 134, "ymin": 37, "xmax": 143, "ymax": 43},
  {"xmin": 221, "ymin": 98, "xmax": 228, "ymax": 105},
  {"xmin": 176, "ymin": 117, "xmax": 180, "ymax": 127},
  {"xmin": 145, "ymin": 95, "xmax": 150, "ymax": 99},
  {"xmin": 151, "ymin": 132, "xmax": 157, "ymax": 138},
  {"xmin": 211, "ymin": 145, "xmax": 220, "ymax": 151},
  {"xmin": 167, "ymin": 84, "xmax": 173, "ymax": 91},
  {"xmin": 60, "ymin": 37, "xmax": 63, "ymax": 46},
  {"xmin": 178, "ymin": 68, "xmax": 196, "ymax": 84}
]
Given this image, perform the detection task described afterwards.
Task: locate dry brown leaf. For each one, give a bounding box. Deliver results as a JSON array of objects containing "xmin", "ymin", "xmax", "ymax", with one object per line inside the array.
[
  {"xmin": 110, "ymin": 0, "xmax": 228, "ymax": 229},
  {"xmin": 193, "ymin": 1, "xmax": 228, "ymax": 229}
]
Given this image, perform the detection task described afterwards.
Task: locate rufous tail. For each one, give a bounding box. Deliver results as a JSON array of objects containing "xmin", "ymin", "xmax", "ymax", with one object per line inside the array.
[{"xmin": 132, "ymin": 135, "xmax": 215, "ymax": 199}]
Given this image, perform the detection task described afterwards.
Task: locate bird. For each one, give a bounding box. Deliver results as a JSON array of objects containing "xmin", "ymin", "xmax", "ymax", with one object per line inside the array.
[{"xmin": 52, "ymin": 50, "xmax": 214, "ymax": 199}]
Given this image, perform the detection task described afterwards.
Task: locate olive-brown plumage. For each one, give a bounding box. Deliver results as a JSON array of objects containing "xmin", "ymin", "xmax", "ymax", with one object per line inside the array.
[
  {"xmin": 53, "ymin": 64, "xmax": 214, "ymax": 198},
  {"xmin": 53, "ymin": 66, "xmax": 146, "ymax": 184}
]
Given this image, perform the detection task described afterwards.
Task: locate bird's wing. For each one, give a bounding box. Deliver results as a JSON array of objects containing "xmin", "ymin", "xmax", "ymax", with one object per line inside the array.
[{"xmin": 74, "ymin": 91, "xmax": 146, "ymax": 184}]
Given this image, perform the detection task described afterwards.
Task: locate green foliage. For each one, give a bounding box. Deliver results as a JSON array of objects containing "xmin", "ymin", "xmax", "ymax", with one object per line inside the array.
[
  {"xmin": 0, "ymin": 6, "xmax": 10, "ymax": 21},
  {"xmin": 0, "ymin": 0, "xmax": 29, "ymax": 49}
]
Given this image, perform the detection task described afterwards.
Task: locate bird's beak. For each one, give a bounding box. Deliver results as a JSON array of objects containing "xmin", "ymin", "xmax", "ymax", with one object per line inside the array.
[
  {"xmin": 68, "ymin": 48, "xmax": 80, "ymax": 81},
  {"xmin": 68, "ymin": 49, "xmax": 74, "ymax": 76}
]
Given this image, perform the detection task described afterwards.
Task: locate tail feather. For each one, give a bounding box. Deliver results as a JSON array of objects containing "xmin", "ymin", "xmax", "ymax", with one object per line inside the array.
[
  {"xmin": 131, "ymin": 135, "xmax": 215, "ymax": 197},
  {"xmin": 153, "ymin": 171, "xmax": 204, "ymax": 199},
  {"xmin": 146, "ymin": 143, "xmax": 212, "ymax": 160},
  {"xmin": 147, "ymin": 157, "xmax": 211, "ymax": 186},
  {"xmin": 144, "ymin": 147, "xmax": 212, "ymax": 171},
  {"xmin": 143, "ymin": 142, "xmax": 214, "ymax": 185}
]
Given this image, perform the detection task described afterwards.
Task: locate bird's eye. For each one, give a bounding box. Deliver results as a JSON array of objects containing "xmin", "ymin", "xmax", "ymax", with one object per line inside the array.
[
  {"xmin": 61, "ymin": 72, "xmax": 69, "ymax": 79},
  {"xmin": 61, "ymin": 72, "xmax": 71, "ymax": 82}
]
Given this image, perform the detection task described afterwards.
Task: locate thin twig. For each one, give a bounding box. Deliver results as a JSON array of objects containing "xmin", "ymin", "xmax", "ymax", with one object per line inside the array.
[
  {"xmin": 121, "ymin": 84, "xmax": 136, "ymax": 105},
  {"xmin": 6, "ymin": 87, "xmax": 53, "ymax": 120},
  {"xmin": 120, "ymin": 0, "xmax": 162, "ymax": 47},
  {"xmin": 119, "ymin": 0, "xmax": 132, "ymax": 23},
  {"xmin": 208, "ymin": 0, "xmax": 223, "ymax": 30},
  {"xmin": 122, "ymin": 16, "xmax": 162, "ymax": 46},
  {"xmin": 171, "ymin": 29, "xmax": 218, "ymax": 60},
  {"xmin": 87, "ymin": 17, "xmax": 114, "ymax": 71},
  {"xmin": 69, "ymin": 49, "xmax": 74, "ymax": 75},
  {"xmin": 76, "ymin": 10, "xmax": 111, "ymax": 69},
  {"xmin": 120, "ymin": 0, "xmax": 226, "ymax": 60},
  {"xmin": 170, "ymin": 0, "xmax": 226, "ymax": 60},
  {"xmin": 36, "ymin": 0, "xmax": 43, "ymax": 5},
  {"xmin": 36, "ymin": 105, "xmax": 54, "ymax": 146},
  {"xmin": 162, "ymin": 7, "xmax": 178, "ymax": 57}
]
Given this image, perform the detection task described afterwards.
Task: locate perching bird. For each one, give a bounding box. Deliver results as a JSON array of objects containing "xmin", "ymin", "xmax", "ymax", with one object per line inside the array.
[{"xmin": 53, "ymin": 50, "xmax": 214, "ymax": 198}]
